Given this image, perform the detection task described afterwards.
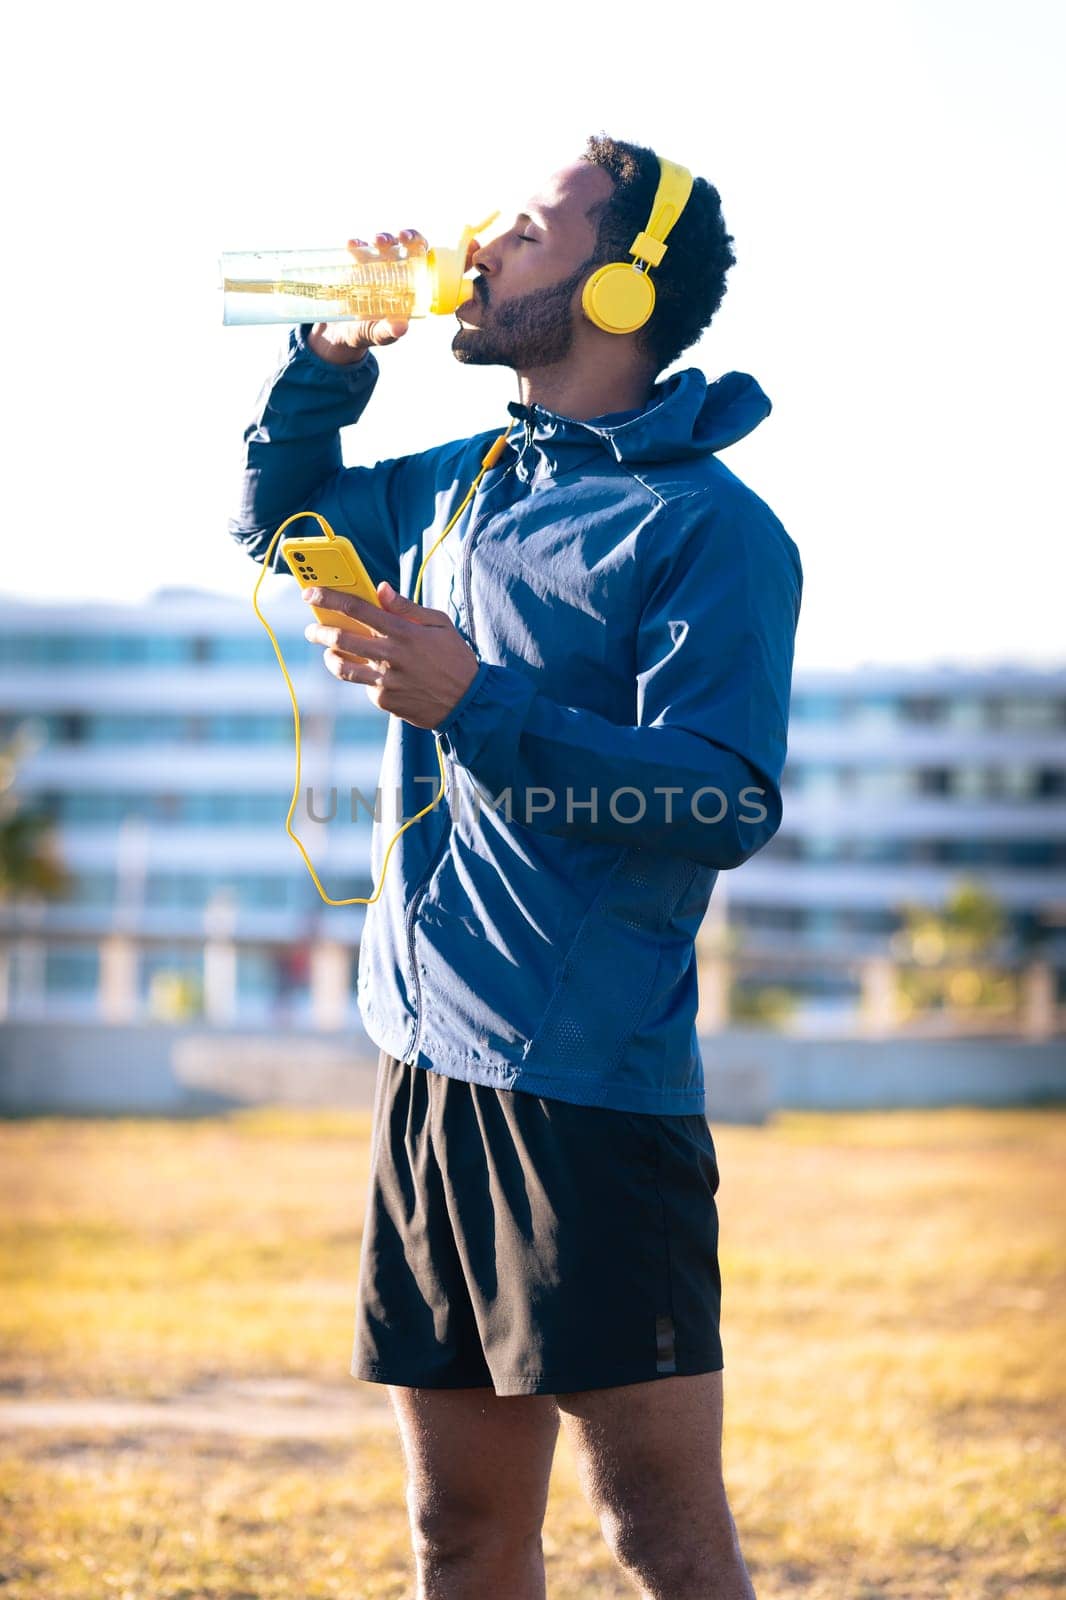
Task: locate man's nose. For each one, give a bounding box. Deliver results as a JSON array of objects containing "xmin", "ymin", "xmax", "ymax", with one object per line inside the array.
[{"xmin": 469, "ymin": 239, "xmax": 497, "ymax": 274}]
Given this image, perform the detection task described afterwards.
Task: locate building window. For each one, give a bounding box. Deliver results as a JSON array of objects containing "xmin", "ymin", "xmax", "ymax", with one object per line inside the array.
[
  {"xmin": 850, "ymin": 696, "xmax": 900, "ymax": 732},
  {"xmin": 790, "ymin": 694, "xmax": 840, "ymax": 723},
  {"xmin": 796, "ymin": 765, "xmax": 841, "ymax": 800},
  {"xmin": 902, "ymin": 696, "xmax": 947, "ymax": 724},
  {"xmin": 945, "ymin": 699, "xmax": 985, "ymax": 731},
  {"xmin": 45, "ymin": 945, "xmax": 100, "ymax": 994},
  {"xmin": 951, "ymin": 766, "xmax": 990, "ymax": 800},
  {"xmin": 917, "ymin": 767, "xmax": 952, "ymax": 797},
  {"xmin": 852, "ymin": 768, "xmax": 911, "ymax": 802},
  {"xmin": 997, "ymin": 697, "xmax": 1065, "ymax": 731}
]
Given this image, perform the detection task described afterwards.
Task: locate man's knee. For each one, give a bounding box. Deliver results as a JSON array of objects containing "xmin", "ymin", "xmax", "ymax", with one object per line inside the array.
[
  {"xmin": 598, "ymin": 1486, "xmax": 743, "ymax": 1594},
  {"xmin": 608, "ymin": 1531, "xmax": 749, "ymax": 1600},
  {"xmin": 407, "ymin": 1482, "xmax": 543, "ymax": 1567}
]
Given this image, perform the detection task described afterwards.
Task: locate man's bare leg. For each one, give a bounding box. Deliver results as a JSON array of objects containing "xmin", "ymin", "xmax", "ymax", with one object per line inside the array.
[
  {"xmin": 387, "ymin": 1384, "xmax": 560, "ymax": 1600},
  {"xmin": 555, "ymin": 1369, "xmax": 756, "ymax": 1600}
]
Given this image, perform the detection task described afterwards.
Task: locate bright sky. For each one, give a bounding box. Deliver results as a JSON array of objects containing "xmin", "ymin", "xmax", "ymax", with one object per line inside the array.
[{"xmin": 5, "ymin": 0, "xmax": 1062, "ymax": 671}]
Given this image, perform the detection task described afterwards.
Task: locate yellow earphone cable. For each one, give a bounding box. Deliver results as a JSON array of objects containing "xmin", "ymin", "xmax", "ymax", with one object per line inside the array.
[{"xmin": 251, "ymin": 420, "xmax": 516, "ymax": 906}]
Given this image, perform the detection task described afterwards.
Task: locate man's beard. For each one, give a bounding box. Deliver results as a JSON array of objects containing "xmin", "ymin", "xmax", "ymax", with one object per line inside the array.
[{"xmin": 451, "ymin": 257, "xmax": 597, "ymax": 370}]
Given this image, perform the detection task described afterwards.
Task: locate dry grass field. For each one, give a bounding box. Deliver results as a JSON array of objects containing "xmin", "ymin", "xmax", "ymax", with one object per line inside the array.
[{"xmin": 0, "ymin": 1102, "xmax": 1062, "ymax": 1598}]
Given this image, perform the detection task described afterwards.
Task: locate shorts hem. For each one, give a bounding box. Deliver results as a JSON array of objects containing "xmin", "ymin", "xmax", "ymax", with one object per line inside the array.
[
  {"xmin": 351, "ymin": 1355, "xmax": 725, "ymax": 1396},
  {"xmin": 490, "ymin": 1357, "xmax": 726, "ymax": 1397},
  {"xmin": 351, "ymin": 1359, "xmax": 494, "ymax": 1390}
]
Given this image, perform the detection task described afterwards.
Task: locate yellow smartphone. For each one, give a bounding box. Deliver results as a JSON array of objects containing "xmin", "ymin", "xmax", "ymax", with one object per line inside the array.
[{"xmin": 280, "ymin": 533, "xmax": 381, "ymax": 660}]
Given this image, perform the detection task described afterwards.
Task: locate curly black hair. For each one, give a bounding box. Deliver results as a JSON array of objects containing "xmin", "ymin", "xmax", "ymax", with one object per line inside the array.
[{"xmin": 581, "ymin": 133, "xmax": 736, "ymax": 374}]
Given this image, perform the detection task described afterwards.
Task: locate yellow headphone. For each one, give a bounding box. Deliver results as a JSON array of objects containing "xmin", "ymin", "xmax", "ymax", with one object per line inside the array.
[{"xmin": 581, "ymin": 155, "xmax": 694, "ymax": 336}]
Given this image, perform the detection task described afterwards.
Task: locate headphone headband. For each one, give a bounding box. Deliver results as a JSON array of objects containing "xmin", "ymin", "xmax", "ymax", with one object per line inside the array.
[{"xmin": 627, "ymin": 158, "xmax": 695, "ymax": 270}]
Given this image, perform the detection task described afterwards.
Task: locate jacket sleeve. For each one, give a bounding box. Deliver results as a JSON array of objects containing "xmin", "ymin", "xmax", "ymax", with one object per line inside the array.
[
  {"xmin": 433, "ymin": 489, "xmax": 803, "ymax": 869},
  {"xmin": 227, "ymin": 325, "xmax": 415, "ymax": 593}
]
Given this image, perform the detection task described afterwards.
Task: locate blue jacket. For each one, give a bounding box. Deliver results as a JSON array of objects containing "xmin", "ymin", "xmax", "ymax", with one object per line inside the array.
[{"xmin": 230, "ymin": 326, "xmax": 802, "ymax": 1114}]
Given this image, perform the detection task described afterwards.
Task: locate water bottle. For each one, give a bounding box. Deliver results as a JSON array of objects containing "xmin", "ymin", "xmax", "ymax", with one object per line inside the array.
[{"xmin": 220, "ymin": 213, "xmax": 498, "ymax": 326}]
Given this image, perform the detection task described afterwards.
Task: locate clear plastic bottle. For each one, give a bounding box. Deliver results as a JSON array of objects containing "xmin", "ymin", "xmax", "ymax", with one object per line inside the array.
[{"xmin": 220, "ymin": 213, "xmax": 498, "ymax": 326}]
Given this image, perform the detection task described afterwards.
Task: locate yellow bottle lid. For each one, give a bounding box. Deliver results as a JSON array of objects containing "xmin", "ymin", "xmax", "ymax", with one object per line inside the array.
[{"xmin": 428, "ymin": 211, "xmax": 499, "ymax": 314}]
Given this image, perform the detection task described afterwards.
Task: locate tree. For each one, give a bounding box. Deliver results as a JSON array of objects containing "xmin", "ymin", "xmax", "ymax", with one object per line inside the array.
[
  {"xmin": 0, "ymin": 726, "xmax": 74, "ymax": 903},
  {"xmin": 893, "ymin": 879, "xmax": 1016, "ymax": 1019}
]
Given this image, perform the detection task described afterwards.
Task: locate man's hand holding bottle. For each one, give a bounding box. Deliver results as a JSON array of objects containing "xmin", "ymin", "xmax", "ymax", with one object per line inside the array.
[{"xmin": 308, "ymin": 228, "xmax": 480, "ymax": 366}]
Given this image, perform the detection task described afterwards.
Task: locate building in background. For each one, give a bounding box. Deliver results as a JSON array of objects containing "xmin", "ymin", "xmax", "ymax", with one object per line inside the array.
[
  {"xmin": 1, "ymin": 591, "xmax": 1064, "ymax": 1032},
  {"xmin": 717, "ymin": 664, "xmax": 1066, "ymax": 1031},
  {"xmin": 0, "ymin": 588, "xmax": 380, "ymax": 1029}
]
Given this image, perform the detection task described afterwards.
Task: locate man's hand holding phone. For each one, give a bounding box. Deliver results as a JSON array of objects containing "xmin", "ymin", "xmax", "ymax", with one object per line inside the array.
[{"xmin": 302, "ymin": 582, "xmax": 481, "ymax": 730}]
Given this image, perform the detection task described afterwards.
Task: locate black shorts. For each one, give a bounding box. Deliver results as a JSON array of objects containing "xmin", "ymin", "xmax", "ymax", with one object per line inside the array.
[{"xmin": 350, "ymin": 1050, "xmax": 724, "ymax": 1397}]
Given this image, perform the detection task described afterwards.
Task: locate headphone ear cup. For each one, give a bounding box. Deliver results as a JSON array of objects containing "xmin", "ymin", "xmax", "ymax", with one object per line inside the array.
[{"xmin": 581, "ymin": 263, "xmax": 656, "ymax": 335}]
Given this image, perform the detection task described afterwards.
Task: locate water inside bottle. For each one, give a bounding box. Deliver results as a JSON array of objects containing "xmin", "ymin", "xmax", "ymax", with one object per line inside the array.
[{"xmin": 222, "ymin": 251, "xmax": 420, "ymax": 326}]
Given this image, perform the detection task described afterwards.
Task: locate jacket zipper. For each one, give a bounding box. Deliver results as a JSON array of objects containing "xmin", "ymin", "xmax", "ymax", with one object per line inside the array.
[
  {"xmin": 402, "ymin": 807, "xmax": 452, "ymax": 1063},
  {"xmin": 403, "ymin": 433, "xmax": 525, "ymax": 1062},
  {"xmin": 461, "ymin": 420, "xmax": 532, "ymax": 651}
]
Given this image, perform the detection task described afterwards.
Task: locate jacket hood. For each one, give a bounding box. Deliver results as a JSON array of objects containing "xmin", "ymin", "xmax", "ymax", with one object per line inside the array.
[{"xmin": 506, "ymin": 367, "xmax": 772, "ymax": 470}]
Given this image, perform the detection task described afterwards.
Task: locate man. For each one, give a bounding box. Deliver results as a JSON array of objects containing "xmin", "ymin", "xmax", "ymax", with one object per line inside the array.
[{"xmin": 230, "ymin": 134, "xmax": 801, "ymax": 1600}]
